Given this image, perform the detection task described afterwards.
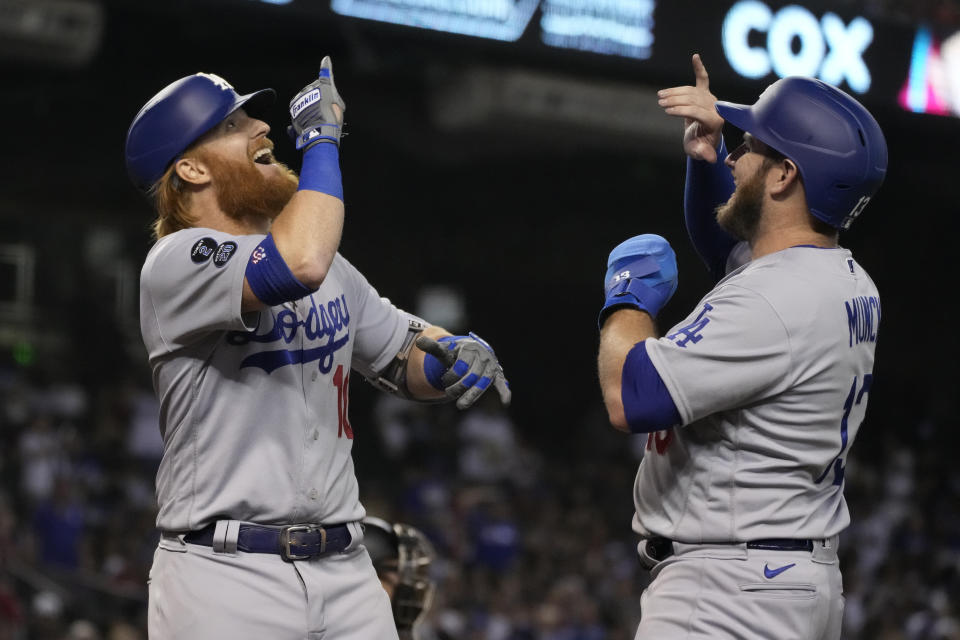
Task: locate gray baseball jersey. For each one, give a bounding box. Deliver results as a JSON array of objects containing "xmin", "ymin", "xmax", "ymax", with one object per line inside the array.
[
  {"xmin": 638, "ymin": 245, "xmax": 880, "ymax": 542},
  {"xmin": 140, "ymin": 227, "xmax": 408, "ymax": 532}
]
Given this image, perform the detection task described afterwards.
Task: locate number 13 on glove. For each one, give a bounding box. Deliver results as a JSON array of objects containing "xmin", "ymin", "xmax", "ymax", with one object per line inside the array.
[
  {"xmin": 417, "ymin": 333, "xmax": 511, "ymax": 409},
  {"xmin": 599, "ymin": 234, "xmax": 679, "ymax": 329}
]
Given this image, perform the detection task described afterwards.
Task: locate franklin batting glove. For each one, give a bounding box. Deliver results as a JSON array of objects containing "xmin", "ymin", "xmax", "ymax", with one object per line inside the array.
[
  {"xmin": 417, "ymin": 333, "xmax": 511, "ymax": 410},
  {"xmin": 288, "ymin": 56, "xmax": 346, "ymax": 150}
]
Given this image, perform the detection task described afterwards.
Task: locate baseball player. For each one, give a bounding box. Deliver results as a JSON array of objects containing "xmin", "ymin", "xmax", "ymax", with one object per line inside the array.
[
  {"xmin": 596, "ymin": 54, "xmax": 887, "ymax": 639},
  {"xmin": 125, "ymin": 58, "xmax": 510, "ymax": 639},
  {"xmin": 361, "ymin": 517, "xmax": 436, "ymax": 640}
]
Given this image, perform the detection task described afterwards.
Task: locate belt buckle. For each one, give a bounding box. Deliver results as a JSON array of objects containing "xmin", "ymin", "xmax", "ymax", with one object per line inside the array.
[{"xmin": 280, "ymin": 524, "xmax": 326, "ymax": 561}]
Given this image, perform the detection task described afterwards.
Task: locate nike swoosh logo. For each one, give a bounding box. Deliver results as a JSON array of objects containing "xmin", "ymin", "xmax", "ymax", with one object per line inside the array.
[{"xmin": 763, "ymin": 563, "xmax": 796, "ymax": 579}]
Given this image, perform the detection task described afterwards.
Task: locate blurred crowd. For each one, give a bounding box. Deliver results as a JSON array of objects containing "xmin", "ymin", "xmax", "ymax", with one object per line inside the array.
[{"xmin": 0, "ymin": 360, "xmax": 957, "ymax": 640}]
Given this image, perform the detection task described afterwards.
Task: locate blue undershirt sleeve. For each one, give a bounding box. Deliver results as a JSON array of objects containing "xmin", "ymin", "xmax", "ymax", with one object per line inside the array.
[
  {"xmin": 684, "ymin": 138, "xmax": 738, "ymax": 282},
  {"xmin": 621, "ymin": 340, "xmax": 682, "ymax": 433}
]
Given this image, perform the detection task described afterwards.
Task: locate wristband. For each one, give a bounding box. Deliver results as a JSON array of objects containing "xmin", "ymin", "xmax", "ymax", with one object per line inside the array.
[
  {"xmin": 598, "ymin": 279, "xmax": 661, "ymax": 329},
  {"xmin": 245, "ymin": 234, "xmax": 317, "ymax": 306},
  {"xmin": 298, "ymin": 142, "xmax": 343, "ymax": 200}
]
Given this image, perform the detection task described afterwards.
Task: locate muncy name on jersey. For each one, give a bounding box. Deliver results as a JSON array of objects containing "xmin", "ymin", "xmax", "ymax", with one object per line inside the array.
[{"xmin": 845, "ymin": 295, "xmax": 879, "ymax": 348}]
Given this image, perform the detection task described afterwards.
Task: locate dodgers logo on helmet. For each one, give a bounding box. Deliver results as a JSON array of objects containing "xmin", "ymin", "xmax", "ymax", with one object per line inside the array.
[{"xmin": 196, "ymin": 73, "xmax": 234, "ymax": 92}]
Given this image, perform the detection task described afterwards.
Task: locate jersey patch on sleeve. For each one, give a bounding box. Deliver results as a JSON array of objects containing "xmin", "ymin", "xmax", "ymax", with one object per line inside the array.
[
  {"xmin": 213, "ymin": 241, "xmax": 238, "ymax": 267},
  {"xmin": 190, "ymin": 237, "xmax": 218, "ymax": 264}
]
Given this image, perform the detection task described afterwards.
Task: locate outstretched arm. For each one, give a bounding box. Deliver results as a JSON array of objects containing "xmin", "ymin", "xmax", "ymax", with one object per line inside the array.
[{"xmin": 407, "ymin": 329, "xmax": 511, "ymax": 409}]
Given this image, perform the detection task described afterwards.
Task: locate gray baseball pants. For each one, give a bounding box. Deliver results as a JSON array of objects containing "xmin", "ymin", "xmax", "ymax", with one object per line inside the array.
[
  {"xmin": 148, "ymin": 526, "xmax": 399, "ymax": 639},
  {"xmin": 635, "ymin": 538, "xmax": 843, "ymax": 640}
]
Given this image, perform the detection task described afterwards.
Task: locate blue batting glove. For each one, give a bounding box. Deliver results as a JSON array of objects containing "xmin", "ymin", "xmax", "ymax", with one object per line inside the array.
[
  {"xmin": 599, "ymin": 234, "xmax": 678, "ymax": 329},
  {"xmin": 417, "ymin": 333, "xmax": 511, "ymax": 410},
  {"xmin": 288, "ymin": 56, "xmax": 346, "ymax": 150}
]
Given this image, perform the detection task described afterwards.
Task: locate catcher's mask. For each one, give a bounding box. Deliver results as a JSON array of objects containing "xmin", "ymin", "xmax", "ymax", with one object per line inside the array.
[{"xmin": 362, "ymin": 517, "xmax": 436, "ymax": 632}]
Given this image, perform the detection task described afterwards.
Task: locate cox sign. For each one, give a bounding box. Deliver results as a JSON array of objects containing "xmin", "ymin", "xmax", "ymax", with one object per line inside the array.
[{"xmin": 722, "ymin": 1, "xmax": 874, "ymax": 93}]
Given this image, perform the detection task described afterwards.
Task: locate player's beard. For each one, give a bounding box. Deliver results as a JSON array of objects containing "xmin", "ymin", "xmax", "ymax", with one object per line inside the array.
[
  {"xmin": 198, "ymin": 147, "xmax": 299, "ymax": 223},
  {"xmin": 715, "ymin": 165, "xmax": 766, "ymax": 242}
]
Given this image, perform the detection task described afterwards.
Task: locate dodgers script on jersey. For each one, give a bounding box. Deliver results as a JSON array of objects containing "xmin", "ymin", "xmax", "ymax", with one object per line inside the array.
[
  {"xmin": 639, "ymin": 246, "xmax": 880, "ymax": 542},
  {"xmin": 140, "ymin": 228, "xmax": 408, "ymax": 533}
]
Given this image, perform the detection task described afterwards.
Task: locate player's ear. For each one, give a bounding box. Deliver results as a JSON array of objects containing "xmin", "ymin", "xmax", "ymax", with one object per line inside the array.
[
  {"xmin": 768, "ymin": 158, "xmax": 800, "ymax": 197},
  {"xmin": 174, "ymin": 155, "xmax": 212, "ymax": 186}
]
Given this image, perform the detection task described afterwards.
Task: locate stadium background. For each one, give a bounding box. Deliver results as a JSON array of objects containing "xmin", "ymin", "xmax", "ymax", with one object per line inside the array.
[{"xmin": 0, "ymin": 0, "xmax": 957, "ymax": 638}]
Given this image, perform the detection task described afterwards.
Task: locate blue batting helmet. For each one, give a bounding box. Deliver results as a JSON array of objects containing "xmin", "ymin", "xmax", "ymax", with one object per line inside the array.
[
  {"xmin": 715, "ymin": 77, "xmax": 887, "ymax": 230},
  {"xmin": 125, "ymin": 73, "xmax": 275, "ymax": 191}
]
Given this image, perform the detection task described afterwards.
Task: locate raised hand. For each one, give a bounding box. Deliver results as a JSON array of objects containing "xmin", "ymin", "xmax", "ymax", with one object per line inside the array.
[
  {"xmin": 288, "ymin": 56, "xmax": 346, "ymax": 150},
  {"xmin": 657, "ymin": 54, "xmax": 725, "ymax": 163}
]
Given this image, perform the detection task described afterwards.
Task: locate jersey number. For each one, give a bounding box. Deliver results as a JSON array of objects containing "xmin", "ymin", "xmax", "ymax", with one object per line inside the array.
[
  {"xmin": 645, "ymin": 428, "xmax": 674, "ymax": 455},
  {"xmin": 333, "ymin": 364, "xmax": 354, "ymax": 439},
  {"xmin": 816, "ymin": 373, "xmax": 872, "ymax": 486}
]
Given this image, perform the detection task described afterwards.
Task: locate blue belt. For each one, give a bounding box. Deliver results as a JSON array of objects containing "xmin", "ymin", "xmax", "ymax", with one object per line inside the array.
[
  {"xmin": 645, "ymin": 537, "xmax": 815, "ymax": 563},
  {"xmin": 746, "ymin": 538, "xmax": 814, "ymax": 552},
  {"xmin": 184, "ymin": 522, "xmax": 352, "ymax": 561}
]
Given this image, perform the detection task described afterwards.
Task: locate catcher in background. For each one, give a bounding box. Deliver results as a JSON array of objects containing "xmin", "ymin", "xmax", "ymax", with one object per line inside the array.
[
  {"xmin": 125, "ymin": 57, "xmax": 509, "ymax": 639},
  {"xmin": 597, "ymin": 54, "xmax": 886, "ymax": 639},
  {"xmin": 362, "ymin": 517, "xmax": 436, "ymax": 640}
]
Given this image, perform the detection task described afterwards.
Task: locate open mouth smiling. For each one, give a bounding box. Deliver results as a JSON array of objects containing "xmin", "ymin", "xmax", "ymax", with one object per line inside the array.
[{"xmin": 253, "ymin": 147, "xmax": 274, "ymax": 165}]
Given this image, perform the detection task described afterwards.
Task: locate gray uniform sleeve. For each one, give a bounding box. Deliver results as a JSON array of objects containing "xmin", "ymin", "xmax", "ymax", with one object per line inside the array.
[
  {"xmin": 644, "ymin": 284, "xmax": 792, "ymax": 426},
  {"xmin": 141, "ymin": 229, "xmax": 266, "ymax": 355},
  {"xmin": 332, "ymin": 255, "xmax": 409, "ymax": 376}
]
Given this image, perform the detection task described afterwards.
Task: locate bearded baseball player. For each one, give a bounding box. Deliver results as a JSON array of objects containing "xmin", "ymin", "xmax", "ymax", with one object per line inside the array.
[
  {"xmin": 125, "ymin": 58, "xmax": 510, "ymax": 639},
  {"xmin": 597, "ymin": 54, "xmax": 886, "ymax": 639}
]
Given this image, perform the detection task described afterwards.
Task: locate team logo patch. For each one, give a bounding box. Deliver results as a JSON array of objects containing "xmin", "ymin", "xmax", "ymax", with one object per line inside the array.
[
  {"xmin": 190, "ymin": 237, "xmax": 218, "ymax": 264},
  {"xmin": 213, "ymin": 241, "xmax": 238, "ymax": 267}
]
